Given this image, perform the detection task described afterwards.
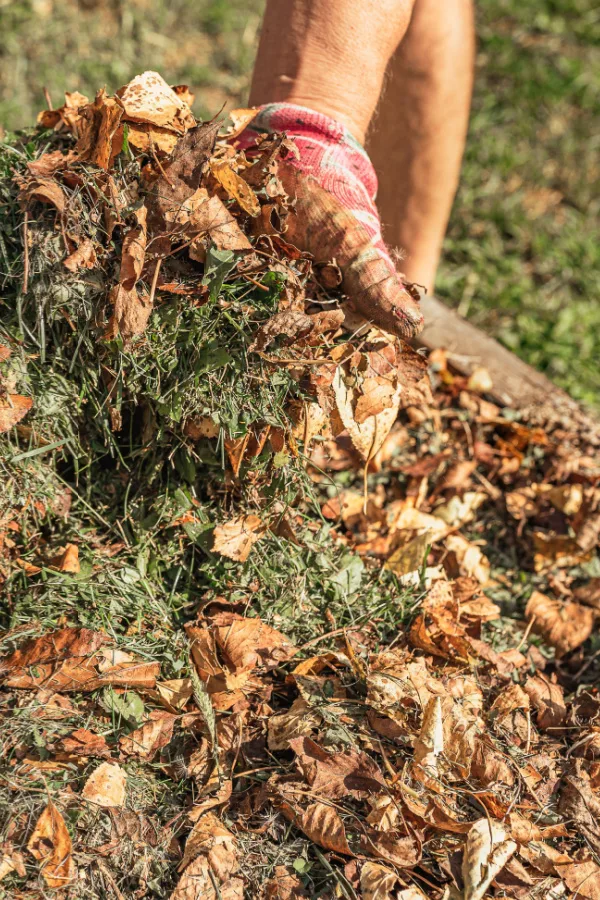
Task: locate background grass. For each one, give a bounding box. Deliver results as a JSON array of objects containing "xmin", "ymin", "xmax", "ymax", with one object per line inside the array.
[{"xmin": 0, "ymin": 0, "xmax": 598, "ymax": 405}]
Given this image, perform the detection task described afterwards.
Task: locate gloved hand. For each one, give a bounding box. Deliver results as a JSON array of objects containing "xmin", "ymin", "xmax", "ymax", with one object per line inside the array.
[{"xmin": 237, "ymin": 103, "xmax": 424, "ymax": 338}]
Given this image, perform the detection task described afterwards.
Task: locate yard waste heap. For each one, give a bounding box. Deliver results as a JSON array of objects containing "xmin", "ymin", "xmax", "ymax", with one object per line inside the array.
[{"xmin": 2, "ymin": 72, "xmax": 600, "ymax": 900}]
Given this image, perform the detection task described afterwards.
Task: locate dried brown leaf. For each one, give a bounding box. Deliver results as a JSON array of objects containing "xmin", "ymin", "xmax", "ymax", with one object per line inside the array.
[
  {"xmin": 106, "ymin": 283, "xmax": 153, "ymax": 341},
  {"xmin": 22, "ymin": 177, "xmax": 67, "ymax": 212},
  {"xmin": 75, "ymin": 89, "xmax": 124, "ymax": 170},
  {"xmin": 333, "ymin": 364, "xmax": 402, "ymax": 460},
  {"xmin": 264, "ymin": 865, "xmax": 307, "ymax": 900},
  {"xmin": 120, "ymin": 205, "xmax": 147, "ymax": 290},
  {"xmin": 211, "ymin": 611, "xmax": 296, "ymax": 672},
  {"xmin": 27, "ymin": 801, "xmax": 76, "ymax": 888},
  {"xmin": 523, "ymin": 674, "xmax": 566, "ymax": 730},
  {"xmin": 145, "ymin": 122, "xmax": 220, "ymax": 231},
  {"xmin": 558, "ymin": 764, "xmax": 600, "ymax": 855},
  {"xmin": 360, "ymin": 830, "xmax": 421, "ymax": 868},
  {"xmin": 82, "ymin": 761, "xmax": 126, "ymax": 808},
  {"xmin": 48, "ymin": 542, "xmax": 80, "ymax": 573},
  {"xmin": 213, "ymin": 515, "xmax": 264, "ymax": 562},
  {"xmin": 226, "ymin": 107, "xmax": 259, "ymax": 139},
  {"xmin": 117, "ymin": 71, "xmax": 195, "ymax": 133},
  {"xmin": 462, "ymin": 818, "xmax": 516, "ymax": 900},
  {"xmin": 0, "ymin": 394, "xmax": 33, "ymax": 434},
  {"xmin": 526, "ymin": 590, "xmax": 594, "ymax": 657},
  {"xmin": 289, "ymin": 736, "xmax": 386, "ymax": 799},
  {"xmin": 212, "ymin": 160, "xmax": 260, "ymax": 217},
  {"xmin": 119, "ymin": 710, "xmax": 176, "ymax": 760},
  {"xmin": 267, "ymin": 697, "xmax": 319, "ymax": 750},
  {"xmin": 63, "ymin": 238, "xmax": 98, "ymax": 273},
  {"xmin": 249, "ymin": 309, "xmax": 314, "ymax": 353},
  {"xmin": 297, "ymin": 801, "xmax": 352, "ymax": 855},
  {"xmin": 61, "ymin": 728, "xmax": 111, "ymax": 758},
  {"xmin": 126, "ymin": 123, "xmax": 180, "ymax": 154},
  {"xmin": 360, "ymin": 861, "xmax": 401, "ymax": 900},
  {"xmin": 0, "ymin": 626, "xmax": 109, "ymax": 676}
]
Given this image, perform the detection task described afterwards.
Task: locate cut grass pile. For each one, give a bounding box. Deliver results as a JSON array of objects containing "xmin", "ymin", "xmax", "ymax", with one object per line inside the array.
[
  {"xmin": 1, "ymin": 73, "xmax": 600, "ymax": 900},
  {"xmin": 1, "ymin": 0, "xmax": 597, "ymax": 405}
]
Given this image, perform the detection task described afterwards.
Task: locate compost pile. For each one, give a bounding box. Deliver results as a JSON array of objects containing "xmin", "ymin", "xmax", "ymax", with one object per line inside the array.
[{"xmin": 2, "ymin": 72, "xmax": 600, "ymax": 900}]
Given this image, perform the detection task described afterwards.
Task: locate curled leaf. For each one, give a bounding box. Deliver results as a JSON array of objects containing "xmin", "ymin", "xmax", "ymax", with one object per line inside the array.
[{"xmin": 462, "ymin": 818, "xmax": 516, "ymax": 900}]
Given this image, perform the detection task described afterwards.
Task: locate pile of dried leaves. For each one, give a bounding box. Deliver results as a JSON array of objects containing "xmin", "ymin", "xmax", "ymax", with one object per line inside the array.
[{"xmin": 1, "ymin": 72, "xmax": 600, "ymax": 899}]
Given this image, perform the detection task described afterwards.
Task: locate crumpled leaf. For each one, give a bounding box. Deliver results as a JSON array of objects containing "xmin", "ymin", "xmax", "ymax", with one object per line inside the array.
[
  {"xmin": 82, "ymin": 761, "xmax": 126, "ymax": 808},
  {"xmin": 183, "ymin": 189, "xmax": 252, "ymax": 254},
  {"xmin": 63, "ymin": 237, "xmax": 98, "ymax": 273},
  {"xmin": 61, "ymin": 728, "xmax": 110, "ymax": 758},
  {"xmin": 1, "ymin": 627, "xmax": 159, "ymax": 692},
  {"xmin": 105, "ymin": 282, "xmax": 152, "ymax": 342},
  {"xmin": 27, "ymin": 801, "xmax": 76, "ymax": 888},
  {"xmin": 0, "ymin": 846, "xmax": 25, "ymax": 883},
  {"xmin": 145, "ymin": 122, "xmax": 220, "ymax": 231},
  {"xmin": 558, "ymin": 763, "xmax": 600, "ymax": 855},
  {"xmin": 211, "ymin": 160, "xmax": 260, "ymax": 216},
  {"xmin": 360, "ymin": 861, "xmax": 401, "ymax": 900},
  {"xmin": 48, "ymin": 542, "xmax": 80, "ymax": 573},
  {"xmin": 264, "ymin": 865, "xmax": 306, "ymax": 899},
  {"xmin": 268, "ymin": 697, "xmax": 319, "ymax": 750},
  {"xmin": 75, "ymin": 89, "xmax": 124, "ymax": 170},
  {"xmin": 117, "ymin": 71, "xmax": 195, "ymax": 133},
  {"xmin": 171, "ymin": 812, "xmax": 243, "ymax": 900},
  {"xmin": 462, "ymin": 818, "xmax": 516, "ymax": 900},
  {"xmin": 210, "ymin": 611, "xmax": 296, "ymax": 672},
  {"xmin": 249, "ymin": 309, "xmax": 314, "ymax": 353},
  {"xmin": 37, "ymin": 91, "xmax": 89, "ymax": 131},
  {"xmin": 289, "ymin": 736, "xmax": 386, "ymax": 799},
  {"xmin": 226, "ymin": 107, "xmax": 259, "ymax": 139},
  {"xmin": 444, "ymin": 533, "xmax": 491, "ymax": 584},
  {"xmin": 0, "ymin": 626, "xmax": 109, "ymax": 677},
  {"xmin": 21, "ymin": 176, "xmax": 67, "ymax": 212},
  {"xmin": 120, "ymin": 205, "xmax": 147, "ymax": 290},
  {"xmin": 333, "ymin": 364, "xmax": 402, "ymax": 460},
  {"xmin": 0, "ymin": 394, "xmax": 33, "ymax": 433},
  {"xmin": 523, "ymin": 673, "xmax": 566, "ymax": 730},
  {"xmin": 213, "ymin": 514, "xmax": 265, "ymax": 562},
  {"xmin": 533, "ymin": 531, "xmax": 592, "ymax": 571},
  {"xmin": 413, "ymin": 695, "xmax": 444, "ymax": 774},
  {"xmin": 526, "ymin": 590, "xmax": 594, "ymax": 657},
  {"xmin": 119, "ymin": 710, "xmax": 176, "ymax": 760}
]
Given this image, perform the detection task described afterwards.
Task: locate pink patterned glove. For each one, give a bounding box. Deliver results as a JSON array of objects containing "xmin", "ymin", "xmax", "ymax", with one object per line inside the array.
[{"xmin": 238, "ymin": 103, "xmax": 423, "ymax": 338}]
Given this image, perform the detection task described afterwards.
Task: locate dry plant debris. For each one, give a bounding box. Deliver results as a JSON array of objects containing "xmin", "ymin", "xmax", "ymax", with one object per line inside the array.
[{"xmin": 1, "ymin": 71, "xmax": 600, "ymax": 899}]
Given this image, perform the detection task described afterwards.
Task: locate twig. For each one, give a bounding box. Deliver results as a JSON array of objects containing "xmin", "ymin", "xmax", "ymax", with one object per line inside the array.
[
  {"xmin": 297, "ymin": 625, "xmax": 361, "ymax": 652},
  {"xmin": 43, "ymin": 86, "xmax": 53, "ymax": 110},
  {"xmin": 148, "ymin": 257, "xmax": 163, "ymax": 309},
  {"xmin": 244, "ymin": 274, "xmax": 269, "ymax": 292},
  {"xmin": 21, "ymin": 211, "xmax": 29, "ymax": 295}
]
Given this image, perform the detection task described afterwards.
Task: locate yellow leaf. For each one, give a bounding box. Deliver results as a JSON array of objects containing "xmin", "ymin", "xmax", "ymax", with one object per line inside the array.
[
  {"xmin": 212, "ymin": 160, "xmax": 261, "ymax": 217},
  {"xmin": 213, "ymin": 514, "xmax": 264, "ymax": 562},
  {"xmin": 82, "ymin": 761, "xmax": 126, "ymax": 808}
]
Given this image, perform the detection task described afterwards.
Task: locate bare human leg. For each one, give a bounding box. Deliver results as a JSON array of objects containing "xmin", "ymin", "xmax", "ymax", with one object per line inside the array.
[
  {"xmin": 246, "ymin": 0, "xmax": 426, "ymax": 337},
  {"xmin": 249, "ymin": 0, "xmax": 415, "ymax": 145},
  {"xmin": 367, "ymin": 0, "xmax": 475, "ymax": 292}
]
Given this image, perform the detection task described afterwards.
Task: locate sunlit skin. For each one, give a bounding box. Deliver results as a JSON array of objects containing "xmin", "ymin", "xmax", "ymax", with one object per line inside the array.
[{"xmin": 250, "ymin": 0, "xmax": 474, "ymax": 295}]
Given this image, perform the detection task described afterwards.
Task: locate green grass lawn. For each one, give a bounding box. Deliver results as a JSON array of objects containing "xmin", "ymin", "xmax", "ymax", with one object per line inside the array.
[{"xmin": 1, "ymin": 0, "xmax": 598, "ymax": 405}]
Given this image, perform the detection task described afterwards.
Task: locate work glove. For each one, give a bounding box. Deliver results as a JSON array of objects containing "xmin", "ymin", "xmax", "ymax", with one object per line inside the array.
[{"xmin": 237, "ymin": 103, "xmax": 424, "ymax": 338}]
